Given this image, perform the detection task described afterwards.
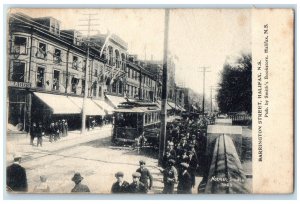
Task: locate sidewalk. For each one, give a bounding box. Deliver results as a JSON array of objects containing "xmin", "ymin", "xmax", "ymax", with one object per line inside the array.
[{"xmin": 6, "ymin": 125, "xmax": 113, "ymax": 164}]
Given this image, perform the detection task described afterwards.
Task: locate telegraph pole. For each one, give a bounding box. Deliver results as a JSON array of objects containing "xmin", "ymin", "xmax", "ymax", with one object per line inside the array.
[
  {"xmin": 198, "ymin": 66, "xmax": 211, "ymax": 115},
  {"xmin": 159, "ymin": 9, "xmax": 169, "ymax": 165},
  {"xmin": 78, "ymin": 13, "xmax": 99, "ymax": 134}
]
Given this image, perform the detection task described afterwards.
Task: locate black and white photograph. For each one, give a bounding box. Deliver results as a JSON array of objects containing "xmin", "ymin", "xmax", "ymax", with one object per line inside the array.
[{"xmin": 5, "ymin": 7, "xmax": 293, "ymax": 195}]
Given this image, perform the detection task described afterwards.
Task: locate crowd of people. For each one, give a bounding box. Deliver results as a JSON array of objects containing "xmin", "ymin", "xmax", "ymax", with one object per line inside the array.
[
  {"xmin": 29, "ymin": 119, "xmax": 69, "ymax": 147},
  {"xmin": 159, "ymin": 115, "xmax": 215, "ymax": 193}
]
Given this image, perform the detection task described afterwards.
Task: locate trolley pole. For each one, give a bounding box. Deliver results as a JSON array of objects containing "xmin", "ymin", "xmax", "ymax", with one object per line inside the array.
[
  {"xmin": 78, "ymin": 13, "xmax": 99, "ymax": 134},
  {"xmin": 159, "ymin": 9, "xmax": 169, "ymax": 165}
]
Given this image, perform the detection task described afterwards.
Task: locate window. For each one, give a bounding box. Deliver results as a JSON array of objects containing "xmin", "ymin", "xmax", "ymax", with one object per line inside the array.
[
  {"xmin": 93, "ymin": 82, "xmax": 97, "ymax": 97},
  {"xmin": 12, "ymin": 36, "xmax": 27, "ymax": 54},
  {"xmin": 36, "ymin": 42, "xmax": 47, "ymax": 59},
  {"xmin": 98, "ymin": 86, "xmax": 102, "ymax": 97},
  {"xmin": 53, "ymin": 70, "xmax": 60, "ymax": 91},
  {"xmin": 72, "ymin": 56, "xmax": 78, "ymax": 70},
  {"xmin": 81, "ymin": 79, "xmax": 85, "ymax": 95},
  {"xmin": 54, "ymin": 49, "xmax": 62, "ymax": 63},
  {"xmin": 131, "ymin": 70, "xmax": 134, "ymax": 79},
  {"xmin": 94, "ymin": 69, "xmax": 98, "ymax": 77},
  {"xmin": 112, "ymin": 82, "xmax": 117, "ymax": 93},
  {"xmin": 9, "ymin": 61, "xmax": 25, "ymax": 82},
  {"xmin": 36, "ymin": 67, "xmax": 45, "ymax": 88},
  {"xmin": 119, "ymin": 82, "xmax": 123, "ymax": 94},
  {"xmin": 128, "ymin": 68, "xmax": 131, "ymax": 78},
  {"xmin": 71, "ymin": 77, "xmax": 79, "ymax": 94}
]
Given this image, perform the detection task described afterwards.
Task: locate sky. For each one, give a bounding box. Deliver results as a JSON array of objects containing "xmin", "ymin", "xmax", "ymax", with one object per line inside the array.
[{"xmin": 9, "ymin": 8, "xmax": 251, "ymax": 97}]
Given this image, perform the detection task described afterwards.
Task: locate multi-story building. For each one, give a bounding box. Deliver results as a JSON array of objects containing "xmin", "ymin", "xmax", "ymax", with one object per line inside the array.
[
  {"xmin": 126, "ymin": 55, "xmax": 157, "ymax": 102},
  {"xmin": 7, "ymin": 12, "xmax": 126, "ymax": 131}
]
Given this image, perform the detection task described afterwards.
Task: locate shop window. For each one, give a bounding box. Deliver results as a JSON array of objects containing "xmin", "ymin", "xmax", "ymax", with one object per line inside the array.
[
  {"xmin": 12, "ymin": 36, "xmax": 27, "ymax": 54},
  {"xmin": 98, "ymin": 86, "xmax": 102, "ymax": 97},
  {"xmin": 112, "ymin": 82, "xmax": 117, "ymax": 93},
  {"xmin": 9, "ymin": 61, "xmax": 25, "ymax": 82},
  {"xmin": 36, "ymin": 42, "xmax": 47, "ymax": 59},
  {"xmin": 36, "ymin": 67, "xmax": 45, "ymax": 88},
  {"xmin": 53, "ymin": 70, "xmax": 60, "ymax": 91},
  {"xmin": 119, "ymin": 82, "xmax": 123, "ymax": 94},
  {"xmin": 93, "ymin": 82, "xmax": 97, "ymax": 97}
]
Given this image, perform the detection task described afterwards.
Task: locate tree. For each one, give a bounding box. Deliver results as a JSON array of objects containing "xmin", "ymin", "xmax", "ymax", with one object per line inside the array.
[{"xmin": 217, "ymin": 53, "xmax": 252, "ymax": 114}]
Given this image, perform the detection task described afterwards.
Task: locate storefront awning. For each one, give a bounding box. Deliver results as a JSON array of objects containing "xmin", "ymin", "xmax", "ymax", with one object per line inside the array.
[
  {"xmin": 34, "ymin": 92, "xmax": 81, "ymax": 114},
  {"xmin": 68, "ymin": 97, "xmax": 106, "ymax": 116},
  {"xmin": 92, "ymin": 99, "xmax": 114, "ymax": 115},
  {"xmin": 105, "ymin": 95, "xmax": 127, "ymax": 108}
]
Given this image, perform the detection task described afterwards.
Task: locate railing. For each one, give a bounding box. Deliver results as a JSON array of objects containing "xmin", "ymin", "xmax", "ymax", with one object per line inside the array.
[
  {"xmin": 228, "ymin": 114, "xmax": 252, "ymax": 125},
  {"xmin": 200, "ymin": 134, "xmax": 249, "ymax": 194}
]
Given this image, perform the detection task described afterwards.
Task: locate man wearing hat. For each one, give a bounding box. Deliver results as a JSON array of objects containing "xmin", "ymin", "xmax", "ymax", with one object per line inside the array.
[
  {"xmin": 128, "ymin": 172, "xmax": 147, "ymax": 193},
  {"xmin": 177, "ymin": 162, "xmax": 192, "ymax": 194},
  {"xmin": 6, "ymin": 154, "xmax": 28, "ymax": 192},
  {"xmin": 71, "ymin": 172, "xmax": 90, "ymax": 193},
  {"xmin": 136, "ymin": 160, "xmax": 153, "ymax": 191},
  {"xmin": 111, "ymin": 171, "xmax": 129, "ymax": 193},
  {"xmin": 160, "ymin": 159, "xmax": 178, "ymax": 194}
]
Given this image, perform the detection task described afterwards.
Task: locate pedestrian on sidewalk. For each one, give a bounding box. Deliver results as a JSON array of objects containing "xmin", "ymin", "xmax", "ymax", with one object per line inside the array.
[
  {"xmin": 33, "ymin": 175, "xmax": 50, "ymax": 193},
  {"xmin": 49, "ymin": 121, "xmax": 56, "ymax": 143},
  {"xmin": 6, "ymin": 154, "xmax": 28, "ymax": 192},
  {"xmin": 62, "ymin": 119, "xmax": 66, "ymax": 137},
  {"xmin": 64, "ymin": 119, "xmax": 68, "ymax": 136},
  {"xmin": 177, "ymin": 162, "xmax": 192, "ymax": 194},
  {"xmin": 36, "ymin": 122, "xmax": 45, "ymax": 147},
  {"xmin": 160, "ymin": 159, "xmax": 178, "ymax": 194},
  {"xmin": 136, "ymin": 160, "xmax": 153, "ymax": 192},
  {"xmin": 71, "ymin": 172, "xmax": 90, "ymax": 193},
  {"xmin": 128, "ymin": 172, "xmax": 147, "ymax": 194},
  {"xmin": 111, "ymin": 171, "xmax": 129, "ymax": 193},
  {"xmin": 54, "ymin": 121, "xmax": 60, "ymax": 141},
  {"xmin": 58, "ymin": 120, "xmax": 63, "ymax": 138},
  {"xmin": 30, "ymin": 122, "xmax": 37, "ymax": 145}
]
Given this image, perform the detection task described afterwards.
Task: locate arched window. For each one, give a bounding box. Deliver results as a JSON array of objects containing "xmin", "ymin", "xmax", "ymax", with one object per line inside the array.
[
  {"xmin": 115, "ymin": 49, "xmax": 120, "ymax": 68},
  {"xmin": 108, "ymin": 46, "xmax": 113, "ymax": 66},
  {"xmin": 121, "ymin": 53, "xmax": 126, "ymax": 70}
]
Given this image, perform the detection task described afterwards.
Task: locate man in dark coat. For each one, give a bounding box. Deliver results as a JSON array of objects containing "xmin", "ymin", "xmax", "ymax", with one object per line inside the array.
[
  {"xmin": 177, "ymin": 162, "xmax": 192, "ymax": 194},
  {"xmin": 30, "ymin": 122, "xmax": 37, "ymax": 145},
  {"xmin": 187, "ymin": 150, "xmax": 198, "ymax": 188},
  {"xmin": 128, "ymin": 172, "xmax": 147, "ymax": 194},
  {"xmin": 71, "ymin": 172, "xmax": 90, "ymax": 193},
  {"xmin": 160, "ymin": 159, "xmax": 178, "ymax": 194},
  {"xmin": 136, "ymin": 160, "xmax": 153, "ymax": 191},
  {"xmin": 36, "ymin": 122, "xmax": 44, "ymax": 147},
  {"xmin": 111, "ymin": 171, "xmax": 129, "ymax": 193},
  {"xmin": 6, "ymin": 154, "xmax": 28, "ymax": 192}
]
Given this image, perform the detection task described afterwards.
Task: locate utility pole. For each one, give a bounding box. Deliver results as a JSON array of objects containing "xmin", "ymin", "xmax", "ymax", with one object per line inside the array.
[
  {"xmin": 198, "ymin": 66, "xmax": 211, "ymax": 115},
  {"xmin": 78, "ymin": 13, "xmax": 99, "ymax": 134},
  {"xmin": 159, "ymin": 9, "xmax": 169, "ymax": 165}
]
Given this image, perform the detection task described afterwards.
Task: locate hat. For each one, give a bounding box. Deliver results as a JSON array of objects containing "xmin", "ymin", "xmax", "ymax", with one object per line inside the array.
[
  {"xmin": 13, "ymin": 153, "xmax": 22, "ymax": 161},
  {"xmin": 72, "ymin": 172, "xmax": 83, "ymax": 182},
  {"xmin": 115, "ymin": 171, "xmax": 124, "ymax": 177},
  {"xmin": 132, "ymin": 172, "xmax": 141, "ymax": 178},
  {"xmin": 180, "ymin": 162, "xmax": 189, "ymax": 169},
  {"xmin": 40, "ymin": 175, "xmax": 47, "ymax": 182},
  {"xmin": 188, "ymin": 150, "xmax": 194, "ymax": 155},
  {"xmin": 139, "ymin": 160, "xmax": 146, "ymax": 165},
  {"xmin": 168, "ymin": 159, "xmax": 176, "ymax": 165}
]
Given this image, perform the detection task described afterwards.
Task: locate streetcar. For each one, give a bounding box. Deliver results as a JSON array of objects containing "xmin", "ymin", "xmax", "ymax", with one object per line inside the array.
[{"xmin": 112, "ymin": 101, "xmax": 161, "ymax": 146}]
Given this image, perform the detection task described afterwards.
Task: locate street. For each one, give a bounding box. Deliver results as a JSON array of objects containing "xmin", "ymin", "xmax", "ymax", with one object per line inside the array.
[{"xmin": 7, "ymin": 126, "xmax": 202, "ymax": 194}]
